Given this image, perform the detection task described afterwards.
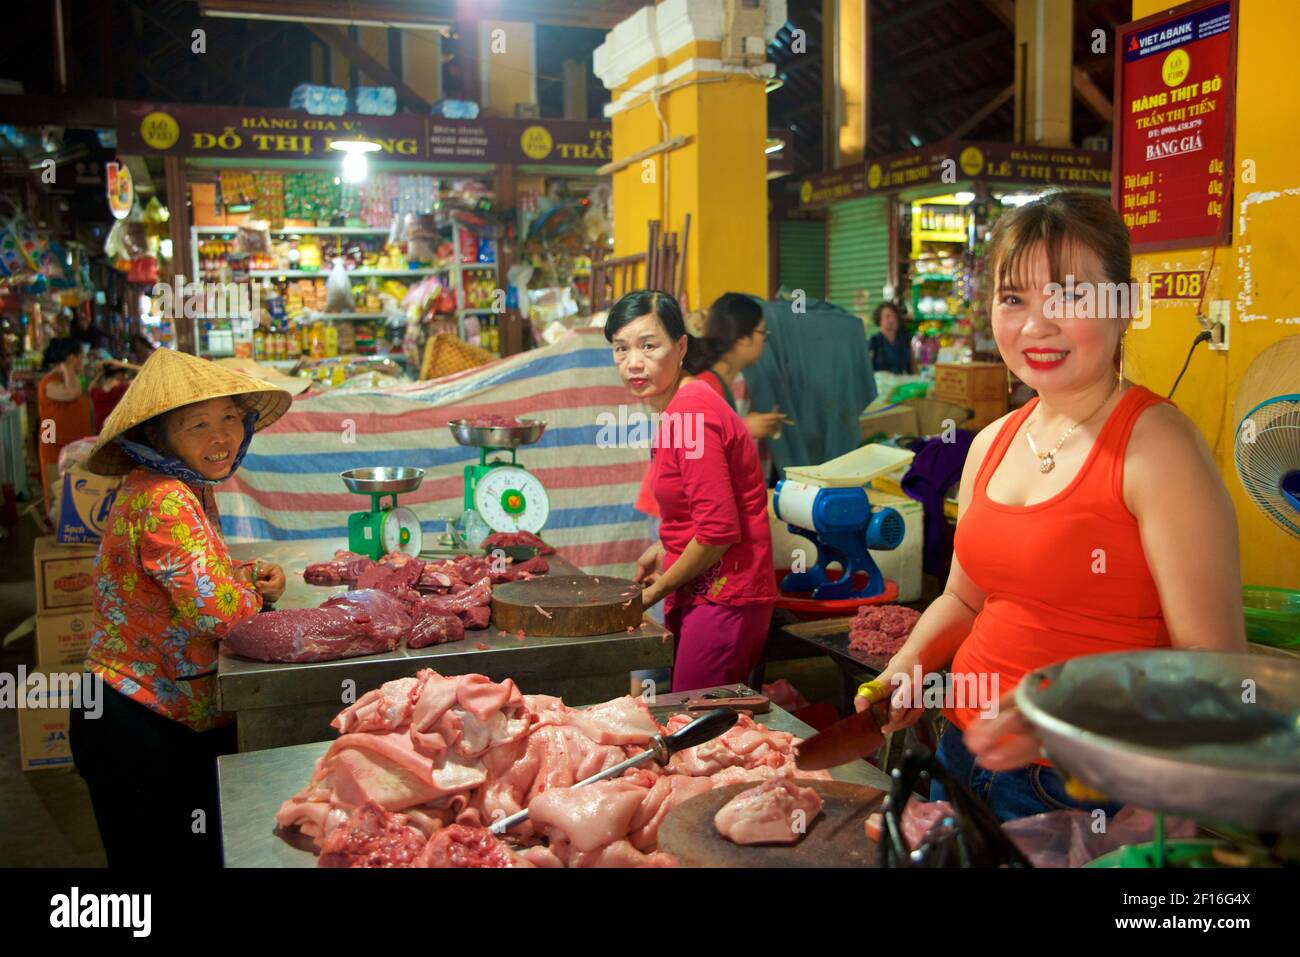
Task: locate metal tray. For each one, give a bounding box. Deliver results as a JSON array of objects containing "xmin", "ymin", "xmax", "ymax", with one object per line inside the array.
[
  {"xmin": 448, "ymin": 419, "xmax": 546, "ymax": 448},
  {"xmin": 340, "ymin": 466, "xmax": 425, "ymax": 495},
  {"xmin": 1016, "ymin": 650, "xmax": 1300, "ymax": 832}
]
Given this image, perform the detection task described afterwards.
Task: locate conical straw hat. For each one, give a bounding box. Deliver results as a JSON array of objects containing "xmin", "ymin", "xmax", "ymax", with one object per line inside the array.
[{"xmin": 87, "ymin": 347, "xmax": 293, "ymax": 475}]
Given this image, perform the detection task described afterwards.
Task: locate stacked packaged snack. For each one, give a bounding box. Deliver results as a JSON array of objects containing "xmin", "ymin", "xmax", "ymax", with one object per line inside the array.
[{"xmin": 253, "ymin": 173, "xmax": 286, "ymax": 228}]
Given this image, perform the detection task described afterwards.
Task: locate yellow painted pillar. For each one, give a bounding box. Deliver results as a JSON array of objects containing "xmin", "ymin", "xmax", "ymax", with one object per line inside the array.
[
  {"xmin": 1127, "ymin": 0, "xmax": 1299, "ymax": 588},
  {"xmin": 1014, "ymin": 0, "xmax": 1074, "ymax": 146},
  {"xmin": 827, "ymin": 0, "xmax": 869, "ymax": 166},
  {"xmin": 594, "ymin": 0, "xmax": 782, "ymax": 311}
]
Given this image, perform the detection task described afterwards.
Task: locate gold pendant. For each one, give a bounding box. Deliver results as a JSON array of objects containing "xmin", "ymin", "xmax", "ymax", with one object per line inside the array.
[{"xmin": 1039, "ymin": 454, "xmax": 1055, "ymax": 474}]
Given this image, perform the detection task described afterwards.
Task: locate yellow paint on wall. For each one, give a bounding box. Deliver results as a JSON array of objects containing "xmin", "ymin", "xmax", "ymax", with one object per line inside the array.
[
  {"xmin": 614, "ymin": 40, "xmax": 725, "ymax": 98},
  {"xmin": 611, "ymin": 68, "xmax": 768, "ymax": 312},
  {"xmin": 1128, "ymin": 0, "xmax": 1299, "ymax": 588}
]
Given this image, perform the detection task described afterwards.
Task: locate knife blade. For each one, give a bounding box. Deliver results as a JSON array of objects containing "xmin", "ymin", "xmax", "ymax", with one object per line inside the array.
[{"xmin": 794, "ymin": 680, "xmax": 892, "ymax": 771}]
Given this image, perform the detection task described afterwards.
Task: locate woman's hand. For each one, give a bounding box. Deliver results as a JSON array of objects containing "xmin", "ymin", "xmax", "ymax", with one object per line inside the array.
[
  {"xmin": 634, "ymin": 541, "xmax": 664, "ymax": 585},
  {"xmin": 854, "ymin": 657, "xmax": 926, "ymax": 734},
  {"xmin": 745, "ymin": 409, "xmax": 785, "ymax": 440},
  {"xmin": 962, "ymin": 692, "xmax": 1042, "ymax": 771},
  {"xmin": 254, "ymin": 562, "xmax": 286, "ymax": 603}
]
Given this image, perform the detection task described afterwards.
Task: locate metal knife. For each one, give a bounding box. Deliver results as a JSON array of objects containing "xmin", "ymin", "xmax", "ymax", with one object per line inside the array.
[
  {"xmin": 489, "ymin": 707, "xmax": 740, "ymax": 834},
  {"xmin": 794, "ymin": 679, "xmax": 892, "ymax": 771}
]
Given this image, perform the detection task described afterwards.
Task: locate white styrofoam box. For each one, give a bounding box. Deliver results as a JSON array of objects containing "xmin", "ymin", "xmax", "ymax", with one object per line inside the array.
[{"xmin": 767, "ymin": 487, "xmax": 924, "ymax": 603}]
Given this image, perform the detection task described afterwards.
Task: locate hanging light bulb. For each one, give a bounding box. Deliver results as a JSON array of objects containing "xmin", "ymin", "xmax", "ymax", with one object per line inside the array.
[
  {"xmin": 329, "ymin": 137, "xmax": 382, "ymax": 184},
  {"xmin": 341, "ymin": 151, "xmax": 368, "ymax": 183}
]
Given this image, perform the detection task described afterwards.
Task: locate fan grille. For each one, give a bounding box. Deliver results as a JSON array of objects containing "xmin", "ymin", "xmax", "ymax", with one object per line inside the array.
[{"xmin": 1235, "ymin": 397, "xmax": 1300, "ymax": 540}]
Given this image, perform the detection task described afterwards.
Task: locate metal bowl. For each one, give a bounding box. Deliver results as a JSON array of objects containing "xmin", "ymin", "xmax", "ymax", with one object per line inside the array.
[
  {"xmin": 1015, "ymin": 650, "xmax": 1300, "ymax": 831},
  {"xmin": 448, "ymin": 419, "xmax": 546, "ymax": 448},
  {"xmin": 340, "ymin": 467, "xmax": 425, "ymax": 495}
]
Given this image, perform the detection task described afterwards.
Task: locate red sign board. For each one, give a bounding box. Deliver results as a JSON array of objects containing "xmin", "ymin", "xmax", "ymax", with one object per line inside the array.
[{"xmin": 1114, "ymin": 0, "xmax": 1237, "ymax": 251}]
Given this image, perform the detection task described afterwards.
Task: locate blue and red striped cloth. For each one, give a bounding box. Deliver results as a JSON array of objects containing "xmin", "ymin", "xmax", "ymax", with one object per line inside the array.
[{"xmin": 215, "ymin": 329, "xmax": 653, "ymax": 577}]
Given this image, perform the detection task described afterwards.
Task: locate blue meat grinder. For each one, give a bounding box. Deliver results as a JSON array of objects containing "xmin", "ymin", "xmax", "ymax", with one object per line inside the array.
[{"xmin": 773, "ymin": 479, "xmax": 905, "ymax": 600}]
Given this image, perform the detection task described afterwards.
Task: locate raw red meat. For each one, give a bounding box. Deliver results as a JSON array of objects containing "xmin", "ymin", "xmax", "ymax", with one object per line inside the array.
[
  {"xmin": 482, "ymin": 531, "xmax": 556, "ymax": 556},
  {"xmin": 847, "ymin": 604, "xmax": 921, "ymax": 659},
  {"xmin": 276, "ymin": 670, "xmax": 832, "ymax": 868},
  {"xmin": 460, "ymin": 605, "xmax": 491, "ymax": 630},
  {"xmin": 424, "ymin": 576, "xmax": 492, "ymax": 615},
  {"xmin": 356, "ymin": 559, "xmax": 424, "ymax": 593},
  {"xmin": 455, "ymin": 556, "xmax": 491, "ymax": 585},
  {"xmin": 465, "ymin": 414, "xmax": 526, "ymax": 428},
  {"xmin": 414, "ymin": 824, "xmax": 517, "ymax": 868},
  {"xmin": 304, "ymin": 550, "xmax": 377, "ymax": 586},
  {"xmin": 408, "ymin": 612, "xmax": 466, "ymax": 649},
  {"xmin": 506, "ymin": 556, "xmax": 550, "ymax": 580},
  {"xmin": 223, "ymin": 589, "xmax": 411, "ymax": 663},
  {"xmin": 317, "ymin": 802, "xmax": 428, "ymax": 868}
]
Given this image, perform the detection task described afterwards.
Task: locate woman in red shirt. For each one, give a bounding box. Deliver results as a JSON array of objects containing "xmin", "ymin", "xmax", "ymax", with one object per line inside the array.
[
  {"xmin": 606, "ymin": 290, "xmax": 777, "ymax": 692},
  {"xmin": 856, "ymin": 191, "xmax": 1245, "ymax": 820}
]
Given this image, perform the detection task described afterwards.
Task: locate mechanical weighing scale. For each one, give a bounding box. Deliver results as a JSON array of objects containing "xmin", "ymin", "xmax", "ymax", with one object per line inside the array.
[
  {"xmin": 447, "ymin": 418, "xmax": 551, "ymax": 549},
  {"xmin": 773, "ymin": 444, "xmax": 914, "ymax": 600},
  {"xmin": 341, "ymin": 467, "xmax": 425, "ymax": 560}
]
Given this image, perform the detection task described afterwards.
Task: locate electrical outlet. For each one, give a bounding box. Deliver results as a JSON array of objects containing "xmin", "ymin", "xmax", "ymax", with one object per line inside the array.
[{"xmin": 1207, "ymin": 300, "xmax": 1230, "ymax": 350}]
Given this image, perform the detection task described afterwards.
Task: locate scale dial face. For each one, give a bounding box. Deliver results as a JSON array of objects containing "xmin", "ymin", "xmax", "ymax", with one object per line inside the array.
[
  {"xmin": 381, "ymin": 506, "xmax": 423, "ymax": 555},
  {"xmin": 473, "ymin": 466, "xmax": 549, "ymax": 533}
]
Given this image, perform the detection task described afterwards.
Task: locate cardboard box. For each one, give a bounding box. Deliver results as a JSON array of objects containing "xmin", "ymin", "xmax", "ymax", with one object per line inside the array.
[
  {"xmin": 36, "ymin": 609, "xmax": 96, "ymax": 670},
  {"xmin": 960, "ymin": 397, "xmax": 1010, "ymax": 431},
  {"xmin": 901, "ymin": 397, "xmax": 977, "ymax": 436},
  {"xmin": 33, "ymin": 536, "xmax": 98, "ymax": 613},
  {"xmin": 17, "ymin": 683, "xmax": 74, "ymax": 771},
  {"xmin": 858, "ymin": 405, "xmax": 919, "ymax": 443},
  {"xmin": 933, "ymin": 362, "xmax": 1008, "ymax": 404},
  {"xmin": 54, "ymin": 466, "xmax": 123, "ymax": 544}
]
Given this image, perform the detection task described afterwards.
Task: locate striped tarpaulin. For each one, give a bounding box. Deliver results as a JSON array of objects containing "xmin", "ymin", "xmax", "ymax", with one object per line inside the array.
[{"xmin": 215, "ymin": 328, "xmax": 653, "ymax": 577}]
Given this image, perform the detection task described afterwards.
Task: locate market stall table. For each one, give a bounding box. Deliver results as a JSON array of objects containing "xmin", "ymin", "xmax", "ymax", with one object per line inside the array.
[
  {"xmin": 216, "ymin": 685, "xmax": 893, "ymax": 868},
  {"xmin": 219, "ymin": 538, "xmax": 671, "ymax": 751}
]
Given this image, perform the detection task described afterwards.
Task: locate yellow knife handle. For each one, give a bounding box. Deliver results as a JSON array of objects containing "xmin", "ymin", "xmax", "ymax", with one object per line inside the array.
[
  {"xmin": 1064, "ymin": 776, "xmax": 1109, "ymax": 802},
  {"xmin": 857, "ymin": 680, "xmax": 890, "ymax": 704}
]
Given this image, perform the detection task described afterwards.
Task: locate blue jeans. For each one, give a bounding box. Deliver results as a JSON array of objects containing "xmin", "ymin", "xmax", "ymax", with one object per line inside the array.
[{"xmin": 931, "ymin": 725, "xmax": 1125, "ymax": 823}]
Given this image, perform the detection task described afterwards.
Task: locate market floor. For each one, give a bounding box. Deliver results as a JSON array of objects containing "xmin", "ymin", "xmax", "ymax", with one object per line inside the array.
[{"xmin": 0, "ymin": 509, "xmax": 848, "ymax": 868}]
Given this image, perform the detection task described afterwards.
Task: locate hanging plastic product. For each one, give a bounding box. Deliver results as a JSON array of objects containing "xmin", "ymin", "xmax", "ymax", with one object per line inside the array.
[{"xmin": 324, "ymin": 257, "xmax": 356, "ymax": 312}]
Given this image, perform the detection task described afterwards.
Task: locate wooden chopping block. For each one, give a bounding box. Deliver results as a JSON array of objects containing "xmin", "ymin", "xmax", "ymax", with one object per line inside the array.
[{"xmin": 491, "ymin": 575, "xmax": 643, "ymax": 637}]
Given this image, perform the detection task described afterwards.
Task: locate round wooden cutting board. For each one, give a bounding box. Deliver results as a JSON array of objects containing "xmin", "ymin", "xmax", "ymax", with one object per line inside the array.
[
  {"xmin": 490, "ymin": 575, "xmax": 643, "ymax": 637},
  {"xmin": 658, "ymin": 780, "xmax": 886, "ymax": 868}
]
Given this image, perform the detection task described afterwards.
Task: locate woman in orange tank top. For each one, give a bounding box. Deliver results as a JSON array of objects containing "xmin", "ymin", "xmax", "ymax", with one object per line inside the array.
[{"xmin": 857, "ymin": 191, "xmax": 1246, "ymax": 822}]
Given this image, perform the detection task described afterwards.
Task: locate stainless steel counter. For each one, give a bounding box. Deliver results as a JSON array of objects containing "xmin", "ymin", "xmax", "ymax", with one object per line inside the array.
[
  {"xmin": 217, "ymin": 692, "xmax": 893, "ymax": 868},
  {"xmin": 220, "ymin": 538, "xmax": 672, "ymax": 751}
]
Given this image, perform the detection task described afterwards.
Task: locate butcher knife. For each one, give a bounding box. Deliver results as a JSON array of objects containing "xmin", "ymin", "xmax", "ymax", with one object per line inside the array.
[
  {"xmin": 793, "ymin": 680, "xmax": 892, "ymax": 772},
  {"xmin": 489, "ymin": 707, "xmax": 740, "ymax": 835}
]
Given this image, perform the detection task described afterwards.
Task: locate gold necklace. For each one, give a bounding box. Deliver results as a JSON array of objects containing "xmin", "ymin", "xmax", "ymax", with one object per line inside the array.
[{"xmin": 1025, "ymin": 379, "xmax": 1122, "ymax": 474}]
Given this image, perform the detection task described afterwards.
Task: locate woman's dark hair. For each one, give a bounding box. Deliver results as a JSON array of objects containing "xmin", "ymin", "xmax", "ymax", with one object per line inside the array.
[
  {"xmin": 603, "ymin": 289, "xmax": 686, "ymax": 341},
  {"xmin": 42, "ymin": 337, "xmax": 82, "ymax": 370},
  {"xmin": 686, "ymin": 292, "xmax": 765, "ymax": 373},
  {"xmin": 872, "ymin": 301, "xmax": 907, "ymax": 336},
  {"xmin": 605, "ymin": 289, "xmax": 714, "ymax": 376},
  {"xmin": 130, "ymin": 334, "xmax": 156, "ymax": 353}
]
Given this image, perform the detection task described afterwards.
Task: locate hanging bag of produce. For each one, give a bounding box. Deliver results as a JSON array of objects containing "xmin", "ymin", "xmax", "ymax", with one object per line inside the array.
[{"xmin": 324, "ymin": 257, "xmax": 356, "ymax": 312}]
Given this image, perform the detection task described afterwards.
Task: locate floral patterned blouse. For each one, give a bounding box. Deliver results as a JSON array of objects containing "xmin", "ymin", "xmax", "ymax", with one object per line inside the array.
[{"xmin": 85, "ymin": 468, "xmax": 263, "ymax": 731}]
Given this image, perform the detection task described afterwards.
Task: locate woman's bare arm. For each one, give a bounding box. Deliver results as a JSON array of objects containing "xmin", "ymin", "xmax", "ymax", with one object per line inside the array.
[{"xmin": 1125, "ymin": 403, "xmax": 1246, "ymax": 651}]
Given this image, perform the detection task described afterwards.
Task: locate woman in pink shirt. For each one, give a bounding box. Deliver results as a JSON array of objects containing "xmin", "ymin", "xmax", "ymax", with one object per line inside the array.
[{"xmin": 605, "ymin": 290, "xmax": 777, "ymax": 692}]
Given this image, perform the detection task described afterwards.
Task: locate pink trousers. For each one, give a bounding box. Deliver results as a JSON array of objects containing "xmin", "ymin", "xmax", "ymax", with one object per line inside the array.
[{"xmin": 665, "ymin": 601, "xmax": 774, "ymax": 693}]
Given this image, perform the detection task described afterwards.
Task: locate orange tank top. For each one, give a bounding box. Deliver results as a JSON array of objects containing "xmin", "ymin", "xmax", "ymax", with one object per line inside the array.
[{"xmin": 945, "ymin": 385, "xmax": 1173, "ymax": 732}]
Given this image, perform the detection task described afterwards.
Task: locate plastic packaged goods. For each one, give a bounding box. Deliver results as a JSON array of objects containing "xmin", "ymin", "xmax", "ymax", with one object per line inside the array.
[{"xmin": 325, "ymin": 324, "xmax": 339, "ymax": 358}]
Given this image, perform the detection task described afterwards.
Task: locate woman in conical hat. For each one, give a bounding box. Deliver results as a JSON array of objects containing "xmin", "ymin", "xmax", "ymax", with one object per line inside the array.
[{"xmin": 71, "ymin": 348, "xmax": 293, "ymax": 868}]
